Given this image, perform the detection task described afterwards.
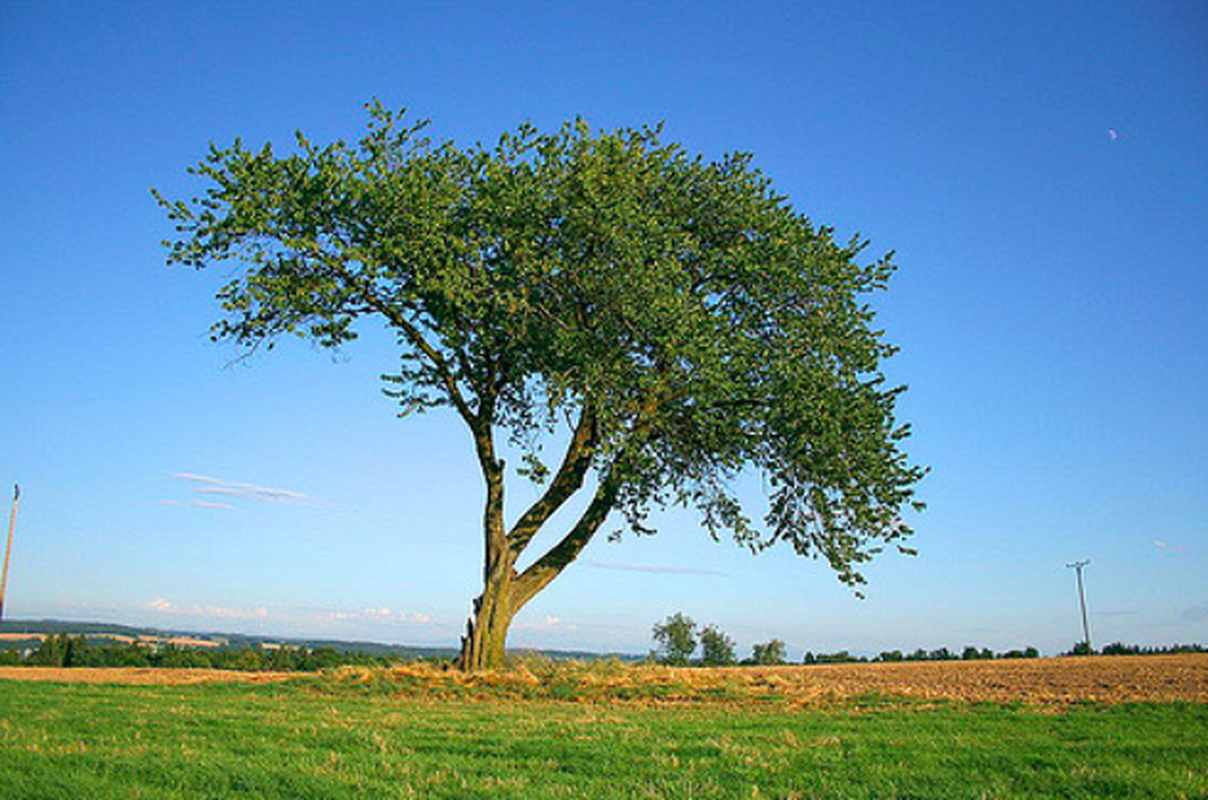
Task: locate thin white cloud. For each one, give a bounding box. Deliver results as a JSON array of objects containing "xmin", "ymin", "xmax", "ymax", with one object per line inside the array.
[
  {"xmin": 1154, "ymin": 539, "xmax": 1189, "ymax": 555},
  {"xmin": 515, "ymin": 615, "xmax": 577, "ymax": 632},
  {"xmin": 584, "ymin": 560, "xmax": 727, "ymax": 577},
  {"xmin": 1181, "ymin": 602, "xmax": 1208, "ymax": 623},
  {"xmin": 158, "ymin": 499, "xmax": 235, "ymax": 510},
  {"xmin": 171, "ymin": 472, "xmax": 328, "ymax": 506},
  {"xmin": 144, "ymin": 598, "xmax": 270, "ymax": 621},
  {"xmin": 143, "ymin": 598, "xmax": 435, "ymax": 628}
]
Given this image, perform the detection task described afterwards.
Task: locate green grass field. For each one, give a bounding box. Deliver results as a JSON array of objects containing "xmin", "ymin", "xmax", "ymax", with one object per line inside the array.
[{"xmin": 1, "ymin": 677, "xmax": 1206, "ymax": 799}]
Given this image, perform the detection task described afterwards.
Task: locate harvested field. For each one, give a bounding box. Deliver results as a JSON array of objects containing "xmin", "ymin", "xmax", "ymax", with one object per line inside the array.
[
  {"xmin": 3, "ymin": 653, "xmax": 1204, "ymax": 705},
  {"xmin": 0, "ymin": 667, "xmax": 297, "ymax": 685},
  {"xmin": 734, "ymin": 654, "xmax": 1208, "ymax": 704}
]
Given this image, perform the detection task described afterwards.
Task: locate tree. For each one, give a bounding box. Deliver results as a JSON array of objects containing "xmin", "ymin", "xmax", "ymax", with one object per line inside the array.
[
  {"xmin": 652, "ymin": 613, "xmax": 697, "ymax": 665},
  {"xmin": 156, "ymin": 103, "xmax": 925, "ymax": 670},
  {"xmin": 699, "ymin": 624, "xmax": 737, "ymax": 666},
  {"xmin": 750, "ymin": 639, "xmax": 787, "ymax": 666}
]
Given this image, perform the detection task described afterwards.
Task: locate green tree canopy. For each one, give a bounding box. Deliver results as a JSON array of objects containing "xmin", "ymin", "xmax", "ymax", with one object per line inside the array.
[
  {"xmin": 652, "ymin": 613, "xmax": 698, "ymax": 666},
  {"xmin": 157, "ymin": 103, "xmax": 925, "ymax": 669},
  {"xmin": 699, "ymin": 624, "xmax": 737, "ymax": 667},
  {"xmin": 750, "ymin": 639, "xmax": 788, "ymax": 666}
]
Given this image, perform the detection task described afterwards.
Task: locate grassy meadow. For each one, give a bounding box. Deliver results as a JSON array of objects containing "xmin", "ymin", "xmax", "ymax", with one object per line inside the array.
[{"xmin": 1, "ymin": 664, "xmax": 1206, "ymax": 799}]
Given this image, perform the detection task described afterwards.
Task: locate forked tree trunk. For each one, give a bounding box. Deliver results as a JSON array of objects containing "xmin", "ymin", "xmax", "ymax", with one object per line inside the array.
[
  {"xmin": 457, "ymin": 449, "xmax": 521, "ymax": 671},
  {"xmin": 454, "ymin": 405, "xmax": 621, "ymax": 671},
  {"xmin": 458, "ymin": 568, "xmax": 520, "ymax": 671}
]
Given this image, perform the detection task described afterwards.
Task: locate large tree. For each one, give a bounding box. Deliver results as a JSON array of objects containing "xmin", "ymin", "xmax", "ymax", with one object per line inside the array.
[{"xmin": 157, "ymin": 103, "xmax": 925, "ymax": 670}]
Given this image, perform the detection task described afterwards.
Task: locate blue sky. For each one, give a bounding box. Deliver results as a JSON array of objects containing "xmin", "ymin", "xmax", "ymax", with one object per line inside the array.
[{"xmin": 1, "ymin": 1, "xmax": 1205, "ymax": 658}]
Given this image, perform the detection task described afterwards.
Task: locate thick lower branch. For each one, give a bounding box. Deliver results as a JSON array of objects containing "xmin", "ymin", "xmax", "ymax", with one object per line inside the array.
[
  {"xmin": 507, "ymin": 404, "xmax": 597, "ymax": 555},
  {"xmin": 512, "ymin": 474, "xmax": 621, "ymax": 608}
]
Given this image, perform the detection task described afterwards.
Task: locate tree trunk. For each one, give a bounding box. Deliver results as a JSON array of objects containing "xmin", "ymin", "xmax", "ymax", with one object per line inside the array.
[
  {"xmin": 454, "ymin": 406, "xmax": 619, "ymax": 671},
  {"xmin": 457, "ymin": 444, "xmax": 519, "ymax": 671},
  {"xmin": 457, "ymin": 567, "xmax": 520, "ymax": 671}
]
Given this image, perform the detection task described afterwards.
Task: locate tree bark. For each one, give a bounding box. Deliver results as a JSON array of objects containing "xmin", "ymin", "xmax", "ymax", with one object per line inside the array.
[
  {"xmin": 457, "ymin": 423, "xmax": 519, "ymax": 670},
  {"xmin": 455, "ymin": 401, "xmax": 653, "ymax": 671},
  {"xmin": 458, "ymin": 565, "xmax": 519, "ymax": 671},
  {"xmin": 456, "ymin": 407, "xmax": 598, "ymax": 671}
]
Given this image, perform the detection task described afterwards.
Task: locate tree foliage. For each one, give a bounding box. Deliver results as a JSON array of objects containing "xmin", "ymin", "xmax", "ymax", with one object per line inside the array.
[
  {"xmin": 750, "ymin": 639, "xmax": 787, "ymax": 666},
  {"xmin": 157, "ymin": 102, "xmax": 925, "ymax": 668},
  {"xmin": 652, "ymin": 613, "xmax": 698, "ymax": 665},
  {"xmin": 699, "ymin": 624, "xmax": 737, "ymax": 666}
]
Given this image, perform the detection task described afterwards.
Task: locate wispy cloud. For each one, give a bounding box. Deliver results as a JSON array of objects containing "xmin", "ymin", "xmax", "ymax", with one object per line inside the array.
[
  {"xmin": 145, "ymin": 598, "xmax": 271, "ymax": 621},
  {"xmin": 1153, "ymin": 539, "xmax": 1189, "ymax": 555},
  {"xmin": 334, "ymin": 607, "xmax": 431, "ymax": 625},
  {"xmin": 584, "ymin": 560, "xmax": 727, "ymax": 577},
  {"xmin": 158, "ymin": 499, "xmax": 235, "ymax": 510},
  {"xmin": 142, "ymin": 599, "xmax": 433, "ymax": 627},
  {"xmin": 168, "ymin": 473, "xmax": 329, "ymax": 507},
  {"xmin": 515, "ymin": 615, "xmax": 577, "ymax": 632},
  {"xmin": 1181, "ymin": 602, "xmax": 1208, "ymax": 623}
]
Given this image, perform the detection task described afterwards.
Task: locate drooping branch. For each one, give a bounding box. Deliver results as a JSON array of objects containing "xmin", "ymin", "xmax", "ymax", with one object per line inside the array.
[
  {"xmin": 305, "ymin": 249, "xmax": 481, "ymax": 428},
  {"xmin": 356, "ymin": 282, "xmax": 478, "ymax": 427}
]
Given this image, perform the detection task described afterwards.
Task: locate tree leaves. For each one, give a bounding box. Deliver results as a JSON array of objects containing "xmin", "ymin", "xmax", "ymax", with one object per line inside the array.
[{"xmin": 156, "ymin": 103, "xmax": 925, "ymax": 589}]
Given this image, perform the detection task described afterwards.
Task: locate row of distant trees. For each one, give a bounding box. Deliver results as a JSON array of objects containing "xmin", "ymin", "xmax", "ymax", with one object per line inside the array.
[
  {"xmin": 647, "ymin": 613, "xmax": 1042, "ymax": 667},
  {"xmin": 649, "ymin": 613, "xmax": 1205, "ymax": 666},
  {"xmin": 4, "ymin": 630, "xmax": 1203, "ymax": 671},
  {"xmin": 650, "ymin": 613, "xmax": 791, "ymax": 666},
  {"xmin": 1074, "ymin": 642, "xmax": 1205, "ymax": 657},
  {"xmin": 0, "ymin": 635, "xmax": 393, "ymax": 671}
]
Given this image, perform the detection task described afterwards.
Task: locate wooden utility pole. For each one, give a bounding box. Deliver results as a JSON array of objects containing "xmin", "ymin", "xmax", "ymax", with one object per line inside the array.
[
  {"xmin": 0, "ymin": 484, "xmax": 19, "ymax": 622},
  {"xmin": 1066, "ymin": 559, "xmax": 1092, "ymax": 653}
]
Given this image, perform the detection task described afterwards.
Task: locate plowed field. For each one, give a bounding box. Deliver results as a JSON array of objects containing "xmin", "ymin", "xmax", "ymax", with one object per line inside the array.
[{"xmin": 733, "ymin": 654, "xmax": 1208, "ymax": 704}]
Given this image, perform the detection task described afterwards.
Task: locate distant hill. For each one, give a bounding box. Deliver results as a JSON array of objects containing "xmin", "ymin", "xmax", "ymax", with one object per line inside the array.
[{"xmin": 0, "ymin": 619, "xmax": 639, "ymax": 662}]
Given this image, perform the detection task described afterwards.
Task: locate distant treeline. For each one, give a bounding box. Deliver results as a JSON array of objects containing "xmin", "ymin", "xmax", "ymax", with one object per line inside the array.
[
  {"xmin": 0, "ymin": 634, "xmax": 400, "ymax": 671},
  {"xmin": 787, "ymin": 642, "xmax": 1206, "ymax": 665},
  {"xmin": 648, "ymin": 612, "xmax": 1205, "ymax": 667},
  {"xmin": 3, "ymin": 633, "xmax": 1204, "ymax": 672},
  {"xmin": 1094, "ymin": 642, "xmax": 1206, "ymax": 656},
  {"xmin": 805, "ymin": 646, "xmax": 1041, "ymax": 664}
]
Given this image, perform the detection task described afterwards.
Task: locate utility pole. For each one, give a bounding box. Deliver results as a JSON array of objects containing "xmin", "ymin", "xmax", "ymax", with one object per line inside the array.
[
  {"xmin": 0, "ymin": 485, "xmax": 19, "ymax": 623},
  {"xmin": 1066, "ymin": 559, "xmax": 1092, "ymax": 654}
]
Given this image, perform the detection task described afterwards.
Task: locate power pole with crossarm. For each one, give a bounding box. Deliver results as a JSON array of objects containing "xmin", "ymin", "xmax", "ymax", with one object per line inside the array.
[
  {"xmin": 1066, "ymin": 559, "xmax": 1092, "ymax": 654},
  {"xmin": 0, "ymin": 484, "xmax": 19, "ymax": 623}
]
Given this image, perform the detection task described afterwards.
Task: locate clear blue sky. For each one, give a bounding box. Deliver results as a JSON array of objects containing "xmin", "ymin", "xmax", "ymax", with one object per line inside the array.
[{"xmin": 2, "ymin": 1, "xmax": 1205, "ymax": 658}]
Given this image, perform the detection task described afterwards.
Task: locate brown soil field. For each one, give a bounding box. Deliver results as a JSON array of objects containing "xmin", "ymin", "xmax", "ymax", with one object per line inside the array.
[
  {"xmin": 1, "ymin": 654, "xmax": 1205, "ymax": 704},
  {"xmin": 727, "ymin": 654, "xmax": 1208, "ymax": 704}
]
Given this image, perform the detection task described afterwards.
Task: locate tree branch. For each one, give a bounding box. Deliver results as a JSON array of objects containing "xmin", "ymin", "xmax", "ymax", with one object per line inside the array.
[
  {"xmin": 510, "ymin": 392, "xmax": 663, "ymax": 606},
  {"xmin": 506, "ymin": 403, "xmax": 598, "ymax": 555},
  {"xmin": 512, "ymin": 469, "xmax": 622, "ymax": 607},
  {"xmin": 312, "ymin": 251, "xmax": 479, "ymax": 427}
]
